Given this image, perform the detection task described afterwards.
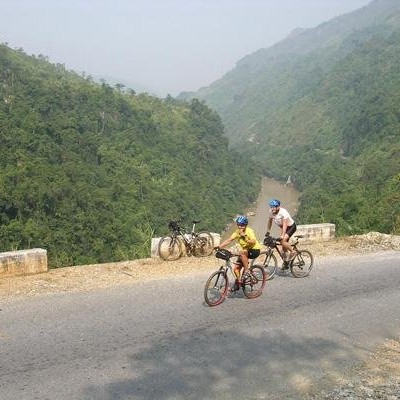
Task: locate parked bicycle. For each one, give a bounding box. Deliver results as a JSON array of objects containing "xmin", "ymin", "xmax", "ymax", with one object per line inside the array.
[
  {"xmin": 251, "ymin": 235, "xmax": 314, "ymax": 279},
  {"xmin": 158, "ymin": 220, "xmax": 214, "ymax": 261},
  {"xmin": 204, "ymin": 248, "xmax": 267, "ymax": 306}
]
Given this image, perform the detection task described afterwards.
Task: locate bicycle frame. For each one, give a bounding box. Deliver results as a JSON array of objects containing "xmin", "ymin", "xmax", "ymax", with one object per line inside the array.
[
  {"xmin": 158, "ymin": 220, "xmax": 214, "ymax": 261},
  {"xmin": 258, "ymin": 235, "xmax": 314, "ymax": 278},
  {"xmin": 171, "ymin": 228, "xmax": 192, "ymax": 248},
  {"xmin": 218, "ymin": 259, "xmax": 238, "ymax": 283},
  {"xmin": 204, "ymin": 250, "xmax": 267, "ymax": 306},
  {"xmin": 266, "ymin": 236, "xmax": 300, "ymax": 262}
]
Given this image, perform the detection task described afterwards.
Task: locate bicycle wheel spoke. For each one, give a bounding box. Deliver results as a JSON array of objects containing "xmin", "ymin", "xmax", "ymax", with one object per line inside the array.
[
  {"xmin": 291, "ymin": 250, "xmax": 313, "ymax": 278},
  {"xmin": 194, "ymin": 232, "xmax": 214, "ymax": 257},
  {"xmin": 264, "ymin": 253, "xmax": 278, "ymax": 280},
  {"xmin": 158, "ymin": 236, "xmax": 182, "ymax": 261},
  {"xmin": 204, "ymin": 271, "xmax": 228, "ymax": 306},
  {"xmin": 242, "ymin": 266, "xmax": 266, "ymax": 299},
  {"xmin": 251, "ymin": 251, "xmax": 277, "ymax": 280}
]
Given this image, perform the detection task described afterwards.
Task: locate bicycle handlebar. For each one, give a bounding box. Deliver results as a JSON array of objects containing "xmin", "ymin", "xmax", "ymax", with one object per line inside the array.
[
  {"xmin": 263, "ymin": 235, "xmax": 281, "ymax": 247},
  {"xmin": 168, "ymin": 219, "xmax": 202, "ymax": 233}
]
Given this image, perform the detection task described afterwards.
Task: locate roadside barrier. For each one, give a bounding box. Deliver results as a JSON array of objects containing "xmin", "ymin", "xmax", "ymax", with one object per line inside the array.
[{"xmin": 0, "ymin": 248, "xmax": 48, "ymax": 277}]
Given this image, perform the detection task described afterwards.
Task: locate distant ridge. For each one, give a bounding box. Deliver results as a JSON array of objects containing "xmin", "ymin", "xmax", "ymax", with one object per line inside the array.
[{"xmin": 178, "ymin": 0, "xmax": 400, "ymax": 237}]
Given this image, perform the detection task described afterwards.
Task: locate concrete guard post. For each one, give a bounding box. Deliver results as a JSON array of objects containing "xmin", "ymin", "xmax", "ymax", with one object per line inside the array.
[
  {"xmin": 295, "ymin": 223, "xmax": 335, "ymax": 243},
  {"xmin": 0, "ymin": 248, "xmax": 48, "ymax": 277}
]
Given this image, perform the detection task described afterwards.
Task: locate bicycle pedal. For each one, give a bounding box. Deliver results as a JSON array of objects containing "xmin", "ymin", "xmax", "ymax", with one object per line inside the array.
[{"xmin": 232, "ymin": 283, "xmax": 240, "ymax": 292}]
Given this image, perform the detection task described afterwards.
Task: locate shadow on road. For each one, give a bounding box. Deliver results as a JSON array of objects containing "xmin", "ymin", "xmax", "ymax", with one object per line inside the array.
[{"xmin": 82, "ymin": 329, "xmax": 364, "ymax": 399}]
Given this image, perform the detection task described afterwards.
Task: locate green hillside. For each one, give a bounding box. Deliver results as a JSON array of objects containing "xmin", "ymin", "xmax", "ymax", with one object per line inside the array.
[
  {"xmin": 0, "ymin": 44, "xmax": 259, "ymax": 267},
  {"xmin": 180, "ymin": 0, "xmax": 400, "ymax": 236}
]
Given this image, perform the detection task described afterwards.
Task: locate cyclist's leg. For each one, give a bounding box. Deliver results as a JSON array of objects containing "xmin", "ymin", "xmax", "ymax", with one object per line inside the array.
[
  {"xmin": 247, "ymin": 248, "xmax": 260, "ymax": 274},
  {"xmin": 233, "ymin": 258, "xmax": 243, "ymax": 289},
  {"xmin": 238, "ymin": 249, "xmax": 250, "ymax": 275},
  {"xmin": 242, "ymin": 249, "xmax": 265, "ymax": 298},
  {"xmin": 283, "ymin": 224, "xmax": 297, "ymax": 259}
]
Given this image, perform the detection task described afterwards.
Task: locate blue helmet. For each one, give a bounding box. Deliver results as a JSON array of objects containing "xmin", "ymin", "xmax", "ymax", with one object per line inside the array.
[
  {"xmin": 236, "ymin": 215, "xmax": 248, "ymax": 225},
  {"xmin": 268, "ymin": 199, "xmax": 281, "ymax": 207}
]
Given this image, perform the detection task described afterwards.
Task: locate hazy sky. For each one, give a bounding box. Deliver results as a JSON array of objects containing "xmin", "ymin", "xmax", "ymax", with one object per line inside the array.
[{"xmin": 1, "ymin": 0, "xmax": 372, "ymax": 96}]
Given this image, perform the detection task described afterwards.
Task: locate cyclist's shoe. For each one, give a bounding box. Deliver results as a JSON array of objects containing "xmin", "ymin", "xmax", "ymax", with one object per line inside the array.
[
  {"xmin": 281, "ymin": 261, "xmax": 289, "ymax": 270},
  {"xmin": 232, "ymin": 279, "xmax": 240, "ymax": 291}
]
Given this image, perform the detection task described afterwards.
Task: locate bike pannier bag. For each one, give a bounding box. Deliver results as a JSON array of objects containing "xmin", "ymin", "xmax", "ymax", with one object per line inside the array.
[
  {"xmin": 215, "ymin": 248, "xmax": 231, "ymax": 260},
  {"xmin": 263, "ymin": 235, "xmax": 274, "ymax": 246}
]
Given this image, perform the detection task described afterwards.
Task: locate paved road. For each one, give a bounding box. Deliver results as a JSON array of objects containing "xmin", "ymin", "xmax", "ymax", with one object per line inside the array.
[{"xmin": 0, "ymin": 251, "xmax": 399, "ymax": 400}]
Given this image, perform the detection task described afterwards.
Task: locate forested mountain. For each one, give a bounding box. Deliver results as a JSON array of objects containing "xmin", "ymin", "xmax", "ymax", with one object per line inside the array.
[
  {"xmin": 0, "ymin": 44, "xmax": 259, "ymax": 267},
  {"xmin": 180, "ymin": 0, "xmax": 400, "ymax": 236}
]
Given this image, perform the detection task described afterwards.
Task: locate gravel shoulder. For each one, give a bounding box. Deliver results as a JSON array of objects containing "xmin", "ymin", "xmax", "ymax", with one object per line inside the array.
[
  {"xmin": 1, "ymin": 232, "xmax": 398, "ymax": 299},
  {"xmin": 1, "ymin": 232, "xmax": 399, "ymax": 398}
]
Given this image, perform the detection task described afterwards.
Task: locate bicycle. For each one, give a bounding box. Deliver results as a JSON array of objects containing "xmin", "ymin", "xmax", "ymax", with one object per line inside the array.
[
  {"xmin": 158, "ymin": 220, "xmax": 214, "ymax": 261},
  {"xmin": 251, "ymin": 235, "xmax": 314, "ymax": 279},
  {"xmin": 204, "ymin": 248, "xmax": 267, "ymax": 307}
]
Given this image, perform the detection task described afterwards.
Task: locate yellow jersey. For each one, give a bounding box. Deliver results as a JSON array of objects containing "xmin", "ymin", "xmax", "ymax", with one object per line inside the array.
[{"xmin": 229, "ymin": 226, "xmax": 261, "ymax": 250}]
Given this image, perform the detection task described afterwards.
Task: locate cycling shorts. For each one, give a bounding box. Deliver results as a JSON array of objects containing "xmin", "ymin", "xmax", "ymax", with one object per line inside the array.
[
  {"xmin": 248, "ymin": 248, "xmax": 260, "ymax": 259},
  {"xmin": 286, "ymin": 223, "xmax": 297, "ymax": 238}
]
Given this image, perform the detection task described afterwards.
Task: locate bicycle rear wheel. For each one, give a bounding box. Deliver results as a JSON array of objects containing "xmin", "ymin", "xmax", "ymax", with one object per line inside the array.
[
  {"xmin": 193, "ymin": 232, "xmax": 214, "ymax": 257},
  {"xmin": 204, "ymin": 270, "xmax": 228, "ymax": 306},
  {"xmin": 242, "ymin": 265, "xmax": 267, "ymax": 299},
  {"xmin": 251, "ymin": 251, "xmax": 277, "ymax": 280},
  {"xmin": 158, "ymin": 236, "xmax": 183, "ymax": 261},
  {"xmin": 291, "ymin": 250, "xmax": 313, "ymax": 278}
]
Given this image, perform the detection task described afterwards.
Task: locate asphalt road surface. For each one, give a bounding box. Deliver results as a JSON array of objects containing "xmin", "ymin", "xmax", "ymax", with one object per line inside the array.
[{"xmin": 1, "ymin": 251, "xmax": 399, "ymax": 400}]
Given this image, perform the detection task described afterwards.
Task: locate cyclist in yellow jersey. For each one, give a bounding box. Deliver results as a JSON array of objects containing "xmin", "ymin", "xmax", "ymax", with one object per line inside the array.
[{"xmin": 218, "ymin": 215, "xmax": 261, "ymax": 283}]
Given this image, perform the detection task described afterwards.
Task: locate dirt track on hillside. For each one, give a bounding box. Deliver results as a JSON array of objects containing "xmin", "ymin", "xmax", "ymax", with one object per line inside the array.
[{"xmin": 222, "ymin": 176, "xmax": 299, "ymax": 240}]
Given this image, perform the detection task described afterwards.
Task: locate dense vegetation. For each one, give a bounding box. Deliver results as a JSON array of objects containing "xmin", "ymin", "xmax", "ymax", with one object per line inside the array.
[
  {"xmin": 0, "ymin": 45, "xmax": 259, "ymax": 267},
  {"xmin": 181, "ymin": 0, "xmax": 400, "ymax": 236}
]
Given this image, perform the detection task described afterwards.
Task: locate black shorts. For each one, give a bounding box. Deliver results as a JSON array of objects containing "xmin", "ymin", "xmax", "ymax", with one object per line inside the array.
[
  {"xmin": 248, "ymin": 248, "xmax": 260, "ymax": 259},
  {"xmin": 286, "ymin": 223, "xmax": 297, "ymax": 238}
]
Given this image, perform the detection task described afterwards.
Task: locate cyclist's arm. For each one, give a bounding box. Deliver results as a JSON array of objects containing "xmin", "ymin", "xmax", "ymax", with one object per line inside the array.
[
  {"xmin": 266, "ymin": 217, "xmax": 273, "ymax": 234},
  {"xmin": 244, "ymin": 230, "xmax": 256, "ymax": 247},
  {"xmin": 219, "ymin": 237, "xmax": 234, "ymax": 248},
  {"xmin": 246, "ymin": 237, "xmax": 255, "ymax": 246}
]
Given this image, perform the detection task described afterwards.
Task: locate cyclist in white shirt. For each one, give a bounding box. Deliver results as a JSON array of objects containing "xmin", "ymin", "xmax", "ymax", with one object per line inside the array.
[{"xmin": 265, "ymin": 199, "xmax": 297, "ymax": 261}]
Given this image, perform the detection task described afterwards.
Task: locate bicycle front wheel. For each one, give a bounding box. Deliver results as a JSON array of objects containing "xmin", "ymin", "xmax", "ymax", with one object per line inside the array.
[
  {"xmin": 291, "ymin": 250, "xmax": 314, "ymax": 278},
  {"xmin": 158, "ymin": 236, "xmax": 183, "ymax": 261},
  {"xmin": 251, "ymin": 251, "xmax": 277, "ymax": 280},
  {"xmin": 204, "ymin": 270, "xmax": 228, "ymax": 306},
  {"xmin": 242, "ymin": 265, "xmax": 267, "ymax": 299},
  {"xmin": 193, "ymin": 232, "xmax": 214, "ymax": 257}
]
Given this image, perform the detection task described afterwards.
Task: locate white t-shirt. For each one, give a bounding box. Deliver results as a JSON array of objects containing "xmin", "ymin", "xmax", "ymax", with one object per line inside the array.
[{"xmin": 269, "ymin": 207, "xmax": 294, "ymax": 228}]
